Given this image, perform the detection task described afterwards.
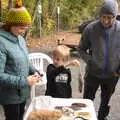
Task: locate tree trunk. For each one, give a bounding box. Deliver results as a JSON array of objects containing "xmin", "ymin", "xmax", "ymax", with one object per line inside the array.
[
  {"xmin": 24, "ymin": 0, "xmax": 41, "ymax": 39},
  {"xmin": 8, "ymin": 0, "xmax": 13, "ymax": 9},
  {"xmin": 0, "ymin": 0, "xmax": 1, "ymax": 22}
]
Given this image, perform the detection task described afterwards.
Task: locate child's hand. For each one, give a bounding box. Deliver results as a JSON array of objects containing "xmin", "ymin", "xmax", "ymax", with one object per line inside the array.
[
  {"xmin": 65, "ymin": 59, "xmax": 80, "ymax": 67},
  {"xmin": 71, "ymin": 59, "xmax": 80, "ymax": 66}
]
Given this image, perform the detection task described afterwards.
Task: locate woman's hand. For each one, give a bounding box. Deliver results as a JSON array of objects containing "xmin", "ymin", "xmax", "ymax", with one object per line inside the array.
[{"xmin": 27, "ymin": 72, "xmax": 42, "ymax": 86}]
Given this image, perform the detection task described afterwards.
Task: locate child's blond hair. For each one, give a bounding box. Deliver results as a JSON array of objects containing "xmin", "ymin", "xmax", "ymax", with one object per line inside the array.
[{"xmin": 53, "ymin": 45, "xmax": 70, "ymax": 61}]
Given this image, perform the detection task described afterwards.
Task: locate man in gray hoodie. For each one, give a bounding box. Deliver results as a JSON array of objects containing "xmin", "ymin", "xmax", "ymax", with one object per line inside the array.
[{"xmin": 78, "ymin": 0, "xmax": 120, "ymax": 120}]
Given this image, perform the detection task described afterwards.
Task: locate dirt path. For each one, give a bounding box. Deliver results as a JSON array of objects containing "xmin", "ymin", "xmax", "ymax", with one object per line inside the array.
[{"xmin": 27, "ymin": 31, "xmax": 81, "ymax": 53}]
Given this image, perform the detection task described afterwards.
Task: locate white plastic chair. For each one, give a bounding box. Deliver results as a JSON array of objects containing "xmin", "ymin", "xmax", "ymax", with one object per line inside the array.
[{"xmin": 28, "ymin": 52, "xmax": 53, "ymax": 99}]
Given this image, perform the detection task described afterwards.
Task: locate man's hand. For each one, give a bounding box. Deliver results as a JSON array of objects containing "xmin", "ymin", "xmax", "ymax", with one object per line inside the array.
[{"xmin": 114, "ymin": 73, "xmax": 120, "ymax": 77}]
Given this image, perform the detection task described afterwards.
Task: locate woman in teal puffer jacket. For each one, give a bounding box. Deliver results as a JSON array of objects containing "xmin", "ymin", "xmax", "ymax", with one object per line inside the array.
[{"xmin": 0, "ymin": 1, "xmax": 42, "ymax": 120}]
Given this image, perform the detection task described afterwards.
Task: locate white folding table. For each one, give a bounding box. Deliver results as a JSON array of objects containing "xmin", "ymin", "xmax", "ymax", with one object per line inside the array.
[{"xmin": 23, "ymin": 96, "xmax": 97, "ymax": 120}]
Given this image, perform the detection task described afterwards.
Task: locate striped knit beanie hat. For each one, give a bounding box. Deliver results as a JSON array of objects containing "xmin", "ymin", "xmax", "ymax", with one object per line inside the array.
[{"xmin": 5, "ymin": 0, "xmax": 31, "ymax": 26}]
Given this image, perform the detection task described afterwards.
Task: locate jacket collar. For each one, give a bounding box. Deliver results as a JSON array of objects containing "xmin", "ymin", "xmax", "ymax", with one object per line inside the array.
[{"xmin": 0, "ymin": 29, "xmax": 18, "ymax": 43}]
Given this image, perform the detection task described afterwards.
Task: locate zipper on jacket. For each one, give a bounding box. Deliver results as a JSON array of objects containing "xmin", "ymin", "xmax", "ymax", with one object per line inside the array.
[{"xmin": 103, "ymin": 30, "xmax": 109, "ymax": 75}]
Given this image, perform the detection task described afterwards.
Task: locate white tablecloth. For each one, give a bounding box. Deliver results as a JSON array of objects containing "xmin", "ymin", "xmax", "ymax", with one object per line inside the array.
[{"xmin": 23, "ymin": 96, "xmax": 97, "ymax": 120}]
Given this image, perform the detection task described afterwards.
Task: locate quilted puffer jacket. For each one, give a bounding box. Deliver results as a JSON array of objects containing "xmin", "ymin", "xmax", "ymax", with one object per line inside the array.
[{"xmin": 0, "ymin": 30, "xmax": 36, "ymax": 104}]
